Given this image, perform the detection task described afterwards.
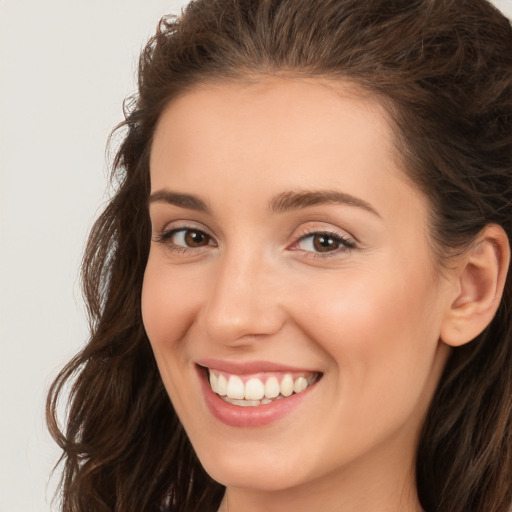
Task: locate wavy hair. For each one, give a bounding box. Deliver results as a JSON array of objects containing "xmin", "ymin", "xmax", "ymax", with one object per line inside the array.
[{"xmin": 47, "ymin": 0, "xmax": 512, "ymax": 510}]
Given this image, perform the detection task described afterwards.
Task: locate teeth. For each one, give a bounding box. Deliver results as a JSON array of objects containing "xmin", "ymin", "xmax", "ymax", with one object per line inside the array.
[
  {"xmin": 209, "ymin": 371, "xmax": 218, "ymax": 392},
  {"xmin": 280, "ymin": 374, "xmax": 294, "ymax": 397},
  {"xmin": 226, "ymin": 375, "xmax": 245, "ymax": 399},
  {"xmin": 264, "ymin": 376, "xmax": 280, "ymax": 399},
  {"xmin": 224, "ymin": 397, "xmax": 262, "ymax": 407},
  {"xmin": 245, "ymin": 378, "xmax": 265, "ymax": 400},
  {"xmin": 208, "ymin": 369, "xmax": 319, "ymax": 406},
  {"xmin": 294, "ymin": 376, "xmax": 308, "ymax": 393},
  {"xmin": 217, "ymin": 374, "xmax": 228, "ymax": 396}
]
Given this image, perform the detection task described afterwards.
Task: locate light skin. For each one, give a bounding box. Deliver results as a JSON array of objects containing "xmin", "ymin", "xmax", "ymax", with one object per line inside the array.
[{"xmin": 142, "ymin": 78, "xmax": 509, "ymax": 511}]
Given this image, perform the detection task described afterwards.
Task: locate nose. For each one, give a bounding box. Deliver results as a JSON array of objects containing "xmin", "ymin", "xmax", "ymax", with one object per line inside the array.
[{"xmin": 200, "ymin": 248, "xmax": 286, "ymax": 346}]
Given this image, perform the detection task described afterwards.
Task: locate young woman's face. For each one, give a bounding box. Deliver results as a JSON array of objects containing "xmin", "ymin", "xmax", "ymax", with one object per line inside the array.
[{"xmin": 143, "ymin": 78, "xmax": 452, "ymax": 498}]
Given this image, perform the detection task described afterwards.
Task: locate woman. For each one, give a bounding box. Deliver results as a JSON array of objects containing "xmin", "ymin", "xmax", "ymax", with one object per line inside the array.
[{"xmin": 47, "ymin": 0, "xmax": 512, "ymax": 510}]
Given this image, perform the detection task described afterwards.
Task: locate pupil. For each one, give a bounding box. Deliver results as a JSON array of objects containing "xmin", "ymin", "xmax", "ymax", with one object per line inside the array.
[
  {"xmin": 314, "ymin": 234, "xmax": 338, "ymax": 252},
  {"xmin": 185, "ymin": 230, "xmax": 208, "ymax": 247}
]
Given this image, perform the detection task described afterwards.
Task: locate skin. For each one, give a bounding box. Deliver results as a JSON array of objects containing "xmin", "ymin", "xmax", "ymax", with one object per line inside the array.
[{"xmin": 142, "ymin": 78, "xmax": 457, "ymax": 512}]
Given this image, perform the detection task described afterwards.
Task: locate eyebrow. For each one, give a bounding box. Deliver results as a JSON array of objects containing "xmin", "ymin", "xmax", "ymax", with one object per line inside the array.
[
  {"xmin": 149, "ymin": 190, "xmax": 211, "ymax": 213},
  {"xmin": 149, "ymin": 188, "xmax": 380, "ymax": 217},
  {"xmin": 269, "ymin": 190, "xmax": 380, "ymax": 217}
]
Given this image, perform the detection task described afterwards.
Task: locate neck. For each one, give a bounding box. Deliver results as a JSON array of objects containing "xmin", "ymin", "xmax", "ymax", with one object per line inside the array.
[
  {"xmin": 217, "ymin": 435, "xmax": 424, "ymax": 512},
  {"xmin": 220, "ymin": 478, "xmax": 423, "ymax": 512}
]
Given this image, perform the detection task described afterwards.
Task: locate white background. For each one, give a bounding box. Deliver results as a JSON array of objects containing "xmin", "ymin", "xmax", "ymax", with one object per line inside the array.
[{"xmin": 1, "ymin": 1, "xmax": 511, "ymax": 511}]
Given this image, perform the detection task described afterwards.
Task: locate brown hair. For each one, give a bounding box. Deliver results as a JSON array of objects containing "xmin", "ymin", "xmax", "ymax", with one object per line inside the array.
[{"xmin": 47, "ymin": 0, "xmax": 512, "ymax": 510}]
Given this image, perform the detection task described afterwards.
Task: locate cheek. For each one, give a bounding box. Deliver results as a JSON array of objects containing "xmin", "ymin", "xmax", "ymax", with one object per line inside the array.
[
  {"xmin": 141, "ymin": 256, "xmax": 208, "ymax": 416},
  {"xmin": 292, "ymin": 259, "xmax": 443, "ymax": 410},
  {"xmin": 141, "ymin": 256, "xmax": 203, "ymax": 350}
]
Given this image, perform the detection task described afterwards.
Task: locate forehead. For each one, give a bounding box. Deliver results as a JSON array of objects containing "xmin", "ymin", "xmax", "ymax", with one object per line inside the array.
[
  {"xmin": 152, "ymin": 77, "xmax": 391, "ymax": 142},
  {"xmin": 150, "ymin": 78, "xmax": 426, "ymax": 219},
  {"xmin": 151, "ymin": 78, "xmax": 400, "ymax": 181}
]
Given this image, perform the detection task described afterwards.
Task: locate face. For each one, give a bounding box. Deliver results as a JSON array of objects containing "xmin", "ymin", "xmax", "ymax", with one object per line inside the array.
[{"xmin": 142, "ymin": 78, "xmax": 452, "ymax": 496}]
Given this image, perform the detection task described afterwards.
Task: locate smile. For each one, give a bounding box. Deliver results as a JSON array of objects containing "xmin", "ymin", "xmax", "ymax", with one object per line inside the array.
[
  {"xmin": 208, "ymin": 370, "xmax": 319, "ymax": 407},
  {"xmin": 196, "ymin": 360, "xmax": 322, "ymax": 426}
]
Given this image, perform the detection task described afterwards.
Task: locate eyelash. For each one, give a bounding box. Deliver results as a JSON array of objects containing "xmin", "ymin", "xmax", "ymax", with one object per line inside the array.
[
  {"xmin": 291, "ymin": 229, "xmax": 356, "ymax": 258},
  {"xmin": 154, "ymin": 226, "xmax": 356, "ymax": 258},
  {"xmin": 154, "ymin": 227, "xmax": 216, "ymax": 254}
]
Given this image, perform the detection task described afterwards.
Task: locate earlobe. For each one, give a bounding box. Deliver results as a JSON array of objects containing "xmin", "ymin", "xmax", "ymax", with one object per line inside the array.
[{"xmin": 440, "ymin": 224, "xmax": 510, "ymax": 347}]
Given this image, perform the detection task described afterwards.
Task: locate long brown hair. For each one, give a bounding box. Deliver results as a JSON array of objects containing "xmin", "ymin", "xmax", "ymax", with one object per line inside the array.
[{"xmin": 47, "ymin": 1, "xmax": 512, "ymax": 510}]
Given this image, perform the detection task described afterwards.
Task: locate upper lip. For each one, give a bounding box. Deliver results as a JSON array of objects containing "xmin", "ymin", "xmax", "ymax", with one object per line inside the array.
[{"xmin": 196, "ymin": 358, "xmax": 321, "ymax": 375}]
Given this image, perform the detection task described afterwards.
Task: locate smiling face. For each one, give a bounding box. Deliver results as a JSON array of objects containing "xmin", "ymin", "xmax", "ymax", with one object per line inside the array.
[{"xmin": 142, "ymin": 78, "xmax": 453, "ymax": 508}]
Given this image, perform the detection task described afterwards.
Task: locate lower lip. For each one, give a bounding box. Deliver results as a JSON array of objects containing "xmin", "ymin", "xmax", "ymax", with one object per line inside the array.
[{"xmin": 197, "ymin": 367, "xmax": 318, "ymax": 427}]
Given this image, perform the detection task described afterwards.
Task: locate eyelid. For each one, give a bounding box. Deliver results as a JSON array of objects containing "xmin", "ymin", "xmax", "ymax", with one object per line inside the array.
[
  {"xmin": 292, "ymin": 223, "xmax": 356, "ymax": 243},
  {"xmin": 288, "ymin": 226, "xmax": 357, "ymax": 257},
  {"xmin": 155, "ymin": 227, "xmax": 212, "ymax": 243},
  {"xmin": 153, "ymin": 219, "xmax": 213, "ymax": 238},
  {"xmin": 152, "ymin": 221, "xmax": 357, "ymax": 258},
  {"xmin": 153, "ymin": 222, "xmax": 217, "ymax": 251}
]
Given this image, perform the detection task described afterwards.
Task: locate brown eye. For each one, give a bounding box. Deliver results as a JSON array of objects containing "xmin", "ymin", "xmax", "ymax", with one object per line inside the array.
[
  {"xmin": 294, "ymin": 231, "xmax": 355, "ymax": 255},
  {"xmin": 182, "ymin": 229, "xmax": 211, "ymax": 247},
  {"xmin": 312, "ymin": 234, "xmax": 340, "ymax": 252},
  {"xmin": 156, "ymin": 228, "xmax": 214, "ymax": 250}
]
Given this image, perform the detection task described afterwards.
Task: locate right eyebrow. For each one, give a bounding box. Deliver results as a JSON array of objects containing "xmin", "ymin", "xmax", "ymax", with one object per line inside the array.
[
  {"xmin": 149, "ymin": 189, "xmax": 211, "ymax": 213},
  {"xmin": 269, "ymin": 189, "xmax": 381, "ymax": 217}
]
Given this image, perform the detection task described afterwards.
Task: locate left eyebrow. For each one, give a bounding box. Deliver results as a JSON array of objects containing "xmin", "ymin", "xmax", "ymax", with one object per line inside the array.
[
  {"xmin": 149, "ymin": 189, "xmax": 211, "ymax": 213},
  {"xmin": 269, "ymin": 190, "xmax": 381, "ymax": 217}
]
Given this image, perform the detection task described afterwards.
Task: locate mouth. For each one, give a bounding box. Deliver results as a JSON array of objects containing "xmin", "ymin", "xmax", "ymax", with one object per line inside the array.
[
  {"xmin": 207, "ymin": 368, "xmax": 320, "ymax": 407},
  {"xmin": 195, "ymin": 360, "xmax": 322, "ymax": 426}
]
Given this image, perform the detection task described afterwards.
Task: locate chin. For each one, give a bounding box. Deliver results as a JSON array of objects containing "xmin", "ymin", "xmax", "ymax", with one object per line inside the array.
[{"xmin": 196, "ymin": 445, "xmax": 309, "ymax": 491}]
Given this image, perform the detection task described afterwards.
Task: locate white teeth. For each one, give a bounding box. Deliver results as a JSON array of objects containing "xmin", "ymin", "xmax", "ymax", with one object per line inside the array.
[
  {"xmin": 209, "ymin": 371, "xmax": 218, "ymax": 393},
  {"xmin": 294, "ymin": 376, "xmax": 308, "ymax": 393},
  {"xmin": 264, "ymin": 376, "xmax": 280, "ymax": 399},
  {"xmin": 224, "ymin": 397, "xmax": 261, "ymax": 407},
  {"xmin": 208, "ymin": 369, "xmax": 319, "ymax": 406},
  {"xmin": 216, "ymin": 374, "xmax": 228, "ymax": 396},
  {"xmin": 280, "ymin": 374, "xmax": 294, "ymax": 397},
  {"xmin": 245, "ymin": 378, "xmax": 265, "ymax": 400},
  {"xmin": 226, "ymin": 375, "xmax": 245, "ymax": 399}
]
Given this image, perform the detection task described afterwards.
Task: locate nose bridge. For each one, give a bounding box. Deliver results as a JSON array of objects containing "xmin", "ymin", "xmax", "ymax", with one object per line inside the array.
[{"xmin": 202, "ymin": 244, "xmax": 284, "ymax": 344}]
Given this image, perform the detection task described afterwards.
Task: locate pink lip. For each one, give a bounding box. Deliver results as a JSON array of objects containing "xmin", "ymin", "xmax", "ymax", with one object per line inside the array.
[
  {"xmin": 196, "ymin": 358, "xmax": 318, "ymax": 375},
  {"xmin": 195, "ymin": 363, "xmax": 320, "ymax": 428}
]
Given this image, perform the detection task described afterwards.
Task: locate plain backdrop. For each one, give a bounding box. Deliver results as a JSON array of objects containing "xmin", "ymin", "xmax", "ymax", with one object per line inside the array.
[{"xmin": 1, "ymin": 1, "xmax": 511, "ymax": 511}]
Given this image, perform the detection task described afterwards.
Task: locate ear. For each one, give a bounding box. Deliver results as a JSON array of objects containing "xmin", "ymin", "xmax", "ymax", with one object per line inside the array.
[{"xmin": 440, "ymin": 224, "xmax": 510, "ymax": 347}]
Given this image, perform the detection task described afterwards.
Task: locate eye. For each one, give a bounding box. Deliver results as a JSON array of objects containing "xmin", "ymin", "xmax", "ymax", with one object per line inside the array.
[
  {"xmin": 155, "ymin": 227, "xmax": 215, "ymax": 250},
  {"xmin": 174, "ymin": 229, "xmax": 211, "ymax": 248},
  {"xmin": 294, "ymin": 231, "xmax": 355, "ymax": 254}
]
